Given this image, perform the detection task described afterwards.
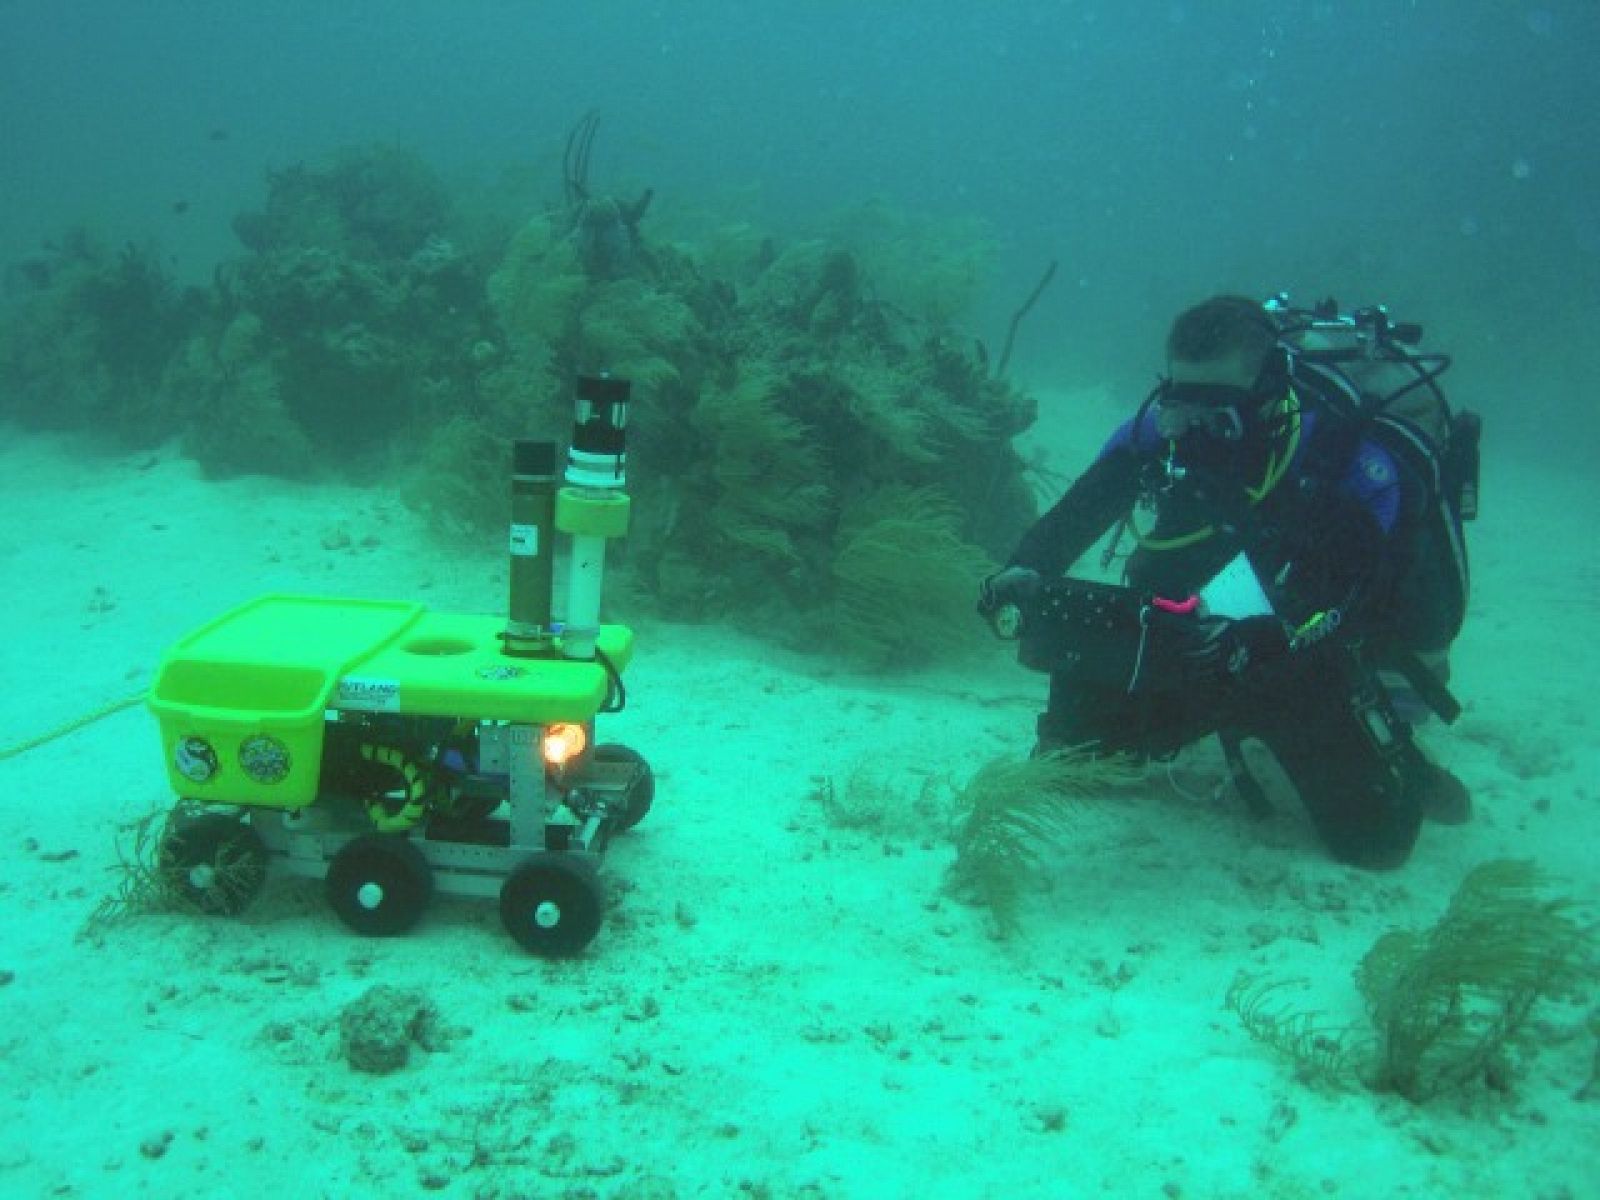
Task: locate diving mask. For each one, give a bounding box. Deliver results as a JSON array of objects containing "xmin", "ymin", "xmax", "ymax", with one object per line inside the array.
[{"xmin": 1153, "ymin": 381, "xmax": 1253, "ymax": 442}]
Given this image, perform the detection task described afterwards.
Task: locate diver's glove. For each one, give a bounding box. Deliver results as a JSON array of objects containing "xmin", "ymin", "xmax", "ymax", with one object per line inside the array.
[
  {"xmin": 978, "ymin": 566, "xmax": 1042, "ymax": 615},
  {"xmin": 1179, "ymin": 615, "xmax": 1290, "ymax": 689}
]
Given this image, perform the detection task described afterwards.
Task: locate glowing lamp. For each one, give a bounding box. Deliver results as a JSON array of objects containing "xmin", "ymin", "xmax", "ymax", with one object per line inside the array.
[{"xmin": 541, "ymin": 722, "xmax": 589, "ymax": 768}]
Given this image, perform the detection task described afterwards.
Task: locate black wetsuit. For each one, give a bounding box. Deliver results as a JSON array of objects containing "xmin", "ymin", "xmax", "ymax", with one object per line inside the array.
[{"xmin": 1010, "ymin": 367, "xmax": 1453, "ymax": 868}]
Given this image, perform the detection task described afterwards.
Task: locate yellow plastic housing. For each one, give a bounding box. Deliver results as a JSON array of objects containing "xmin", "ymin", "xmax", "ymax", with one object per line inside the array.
[
  {"xmin": 147, "ymin": 595, "xmax": 634, "ymax": 810},
  {"xmin": 555, "ymin": 487, "xmax": 631, "ymax": 538}
]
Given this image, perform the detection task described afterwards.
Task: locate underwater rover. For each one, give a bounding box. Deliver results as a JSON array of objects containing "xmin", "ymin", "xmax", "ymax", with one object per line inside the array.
[{"xmin": 146, "ymin": 375, "xmax": 651, "ymax": 957}]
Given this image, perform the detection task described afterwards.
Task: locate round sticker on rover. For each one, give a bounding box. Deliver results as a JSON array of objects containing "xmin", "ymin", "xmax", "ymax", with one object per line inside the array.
[
  {"xmin": 239, "ymin": 734, "xmax": 292, "ymax": 784},
  {"xmin": 174, "ymin": 735, "xmax": 219, "ymax": 783}
]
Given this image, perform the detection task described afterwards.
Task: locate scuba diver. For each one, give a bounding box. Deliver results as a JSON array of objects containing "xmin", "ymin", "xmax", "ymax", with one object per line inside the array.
[{"xmin": 979, "ymin": 294, "xmax": 1475, "ymax": 869}]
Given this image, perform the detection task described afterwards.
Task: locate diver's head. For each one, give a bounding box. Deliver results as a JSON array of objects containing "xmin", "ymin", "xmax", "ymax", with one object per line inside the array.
[{"xmin": 1155, "ymin": 295, "xmax": 1288, "ymax": 445}]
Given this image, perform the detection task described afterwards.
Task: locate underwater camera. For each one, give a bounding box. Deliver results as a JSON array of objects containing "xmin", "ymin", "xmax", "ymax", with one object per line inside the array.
[
  {"xmin": 994, "ymin": 578, "xmax": 1189, "ymax": 695},
  {"xmin": 145, "ymin": 374, "xmax": 651, "ymax": 957},
  {"xmin": 1008, "ymin": 578, "xmax": 1153, "ymax": 684},
  {"xmin": 993, "ymin": 554, "xmax": 1275, "ymax": 695}
]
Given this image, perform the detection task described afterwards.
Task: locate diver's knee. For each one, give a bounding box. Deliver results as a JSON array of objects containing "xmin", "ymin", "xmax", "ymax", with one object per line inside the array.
[
  {"xmin": 1319, "ymin": 790, "xmax": 1422, "ymax": 870},
  {"xmin": 1326, "ymin": 827, "xmax": 1418, "ymax": 871},
  {"xmin": 1297, "ymin": 764, "xmax": 1423, "ymax": 870}
]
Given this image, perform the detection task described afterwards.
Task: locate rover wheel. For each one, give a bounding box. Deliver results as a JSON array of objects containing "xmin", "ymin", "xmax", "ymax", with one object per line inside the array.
[
  {"xmin": 499, "ymin": 853, "xmax": 603, "ymax": 957},
  {"xmin": 326, "ymin": 835, "xmax": 433, "ymax": 936},
  {"xmin": 595, "ymin": 743, "xmax": 655, "ymax": 832},
  {"xmin": 159, "ymin": 813, "xmax": 269, "ymax": 916}
]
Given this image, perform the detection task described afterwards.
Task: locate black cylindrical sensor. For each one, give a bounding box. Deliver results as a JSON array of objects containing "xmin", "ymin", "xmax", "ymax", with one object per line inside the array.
[
  {"xmin": 567, "ymin": 373, "xmax": 631, "ymax": 488},
  {"xmin": 505, "ymin": 439, "xmax": 558, "ymax": 654}
]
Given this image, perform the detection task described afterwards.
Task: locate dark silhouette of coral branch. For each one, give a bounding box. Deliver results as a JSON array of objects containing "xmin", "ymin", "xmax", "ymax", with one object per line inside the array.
[
  {"xmin": 563, "ymin": 109, "xmax": 601, "ymax": 210},
  {"xmin": 995, "ymin": 259, "xmax": 1058, "ymax": 379}
]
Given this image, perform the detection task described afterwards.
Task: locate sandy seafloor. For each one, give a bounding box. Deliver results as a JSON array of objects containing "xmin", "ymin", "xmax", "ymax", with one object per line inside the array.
[{"xmin": 0, "ymin": 403, "xmax": 1596, "ymax": 1200}]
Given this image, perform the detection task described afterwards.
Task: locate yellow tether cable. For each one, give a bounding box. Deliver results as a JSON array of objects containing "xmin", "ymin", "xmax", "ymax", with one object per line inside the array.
[{"xmin": 0, "ymin": 692, "xmax": 147, "ymax": 762}]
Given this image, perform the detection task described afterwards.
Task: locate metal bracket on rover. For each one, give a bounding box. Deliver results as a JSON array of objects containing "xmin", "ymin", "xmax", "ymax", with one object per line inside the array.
[{"xmin": 146, "ymin": 374, "xmax": 651, "ymax": 957}]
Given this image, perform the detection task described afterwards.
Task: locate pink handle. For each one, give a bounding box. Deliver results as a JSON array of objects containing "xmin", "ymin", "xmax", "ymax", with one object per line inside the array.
[{"xmin": 1150, "ymin": 594, "xmax": 1200, "ymax": 615}]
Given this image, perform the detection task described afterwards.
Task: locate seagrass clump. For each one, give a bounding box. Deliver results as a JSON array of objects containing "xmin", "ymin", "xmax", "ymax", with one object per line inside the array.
[
  {"xmin": 946, "ymin": 749, "xmax": 1143, "ymax": 936},
  {"xmin": 80, "ymin": 810, "xmax": 186, "ymax": 940},
  {"xmin": 1230, "ymin": 859, "xmax": 1592, "ymax": 1101},
  {"xmin": 80, "ymin": 809, "xmax": 266, "ymax": 941}
]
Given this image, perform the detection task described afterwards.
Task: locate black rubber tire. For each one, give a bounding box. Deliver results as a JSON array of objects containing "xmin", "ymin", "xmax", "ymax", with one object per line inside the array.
[
  {"xmin": 159, "ymin": 813, "xmax": 270, "ymax": 916},
  {"xmin": 594, "ymin": 743, "xmax": 654, "ymax": 832},
  {"xmin": 498, "ymin": 853, "xmax": 603, "ymax": 957},
  {"xmin": 325, "ymin": 835, "xmax": 433, "ymax": 936}
]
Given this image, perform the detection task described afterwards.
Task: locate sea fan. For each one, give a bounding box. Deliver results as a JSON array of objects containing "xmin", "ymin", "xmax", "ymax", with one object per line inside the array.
[
  {"xmin": 1230, "ymin": 859, "xmax": 1592, "ymax": 1101},
  {"xmin": 946, "ymin": 749, "xmax": 1141, "ymax": 936},
  {"xmin": 829, "ymin": 485, "xmax": 992, "ymax": 665},
  {"xmin": 1356, "ymin": 859, "xmax": 1589, "ymax": 1099}
]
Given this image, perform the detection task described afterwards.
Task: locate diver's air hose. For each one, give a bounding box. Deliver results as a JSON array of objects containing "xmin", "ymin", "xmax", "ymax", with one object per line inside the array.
[{"xmin": 1134, "ymin": 387, "xmax": 1303, "ymax": 552}]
